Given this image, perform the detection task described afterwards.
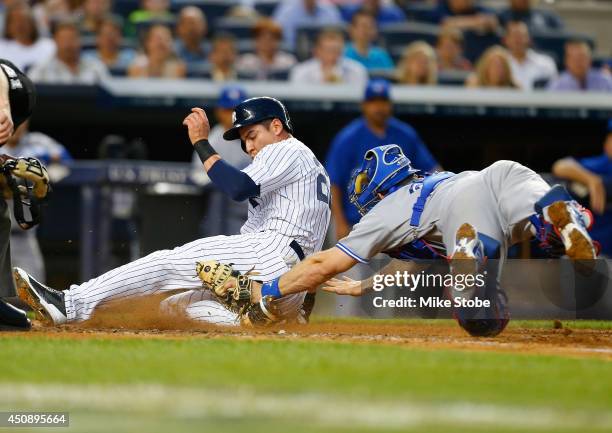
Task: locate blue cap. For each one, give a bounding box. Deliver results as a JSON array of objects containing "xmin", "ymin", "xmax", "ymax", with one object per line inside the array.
[
  {"xmin": 364, "ymin": 79, "xmax": 391, "ymax": 101},
  {"xmin": 218, "ymin": 86, "xmax": 248, "ymax": 109}
]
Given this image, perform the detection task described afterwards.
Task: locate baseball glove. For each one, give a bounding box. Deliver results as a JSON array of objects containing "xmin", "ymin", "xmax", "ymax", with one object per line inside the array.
[
  {"xmin": 0, "ymin": 155, "xmax": 50, "ymax": 229},
  {"xmin": 195, "ymin": 260, "xmax": 280, "ymax": 326}
]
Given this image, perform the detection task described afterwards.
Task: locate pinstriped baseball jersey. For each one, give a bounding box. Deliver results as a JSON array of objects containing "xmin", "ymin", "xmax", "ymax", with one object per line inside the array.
[
  {"xmin": 61, "ymin": 135, "xmax": 331, "ymax": 325},
  {"xmin": 241, "ymin": 137, "xmax": 331, "ymax": 255}
]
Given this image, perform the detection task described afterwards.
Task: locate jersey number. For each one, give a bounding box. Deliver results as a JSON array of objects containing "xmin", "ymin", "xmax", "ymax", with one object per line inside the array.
[{"xmin": 317, "ymin": 174, "xmax": 331, "ymax": 208}]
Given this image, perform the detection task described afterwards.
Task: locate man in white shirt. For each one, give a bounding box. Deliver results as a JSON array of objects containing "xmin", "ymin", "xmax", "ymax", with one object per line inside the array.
[
  {"xmin": 28, "ymin": 19, "xmax": 109, "ymax": 84},
  {"xmin": 290, "ymin": 28, "xmax": 368, "ymax": 85},
  {"xmin": 503, "ymin": 20, "xmax": 557, "ymax": 90}
]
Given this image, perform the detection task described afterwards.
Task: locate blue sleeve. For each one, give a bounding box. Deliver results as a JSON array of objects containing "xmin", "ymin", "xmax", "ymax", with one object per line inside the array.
[
  {"xmin": 400, "ymin": 127, "xmax": 438, "ymax": 172},
  {"xmin": 208, "ymin": 159, "xmax": 260, "ymax": 201},
  {"xmin": 325, "ymin": 131, "xmax": 352, "ymax": 188},
  {"xmin": 578, "ymin": 155, "xmax": 612, "ymax": 176}
]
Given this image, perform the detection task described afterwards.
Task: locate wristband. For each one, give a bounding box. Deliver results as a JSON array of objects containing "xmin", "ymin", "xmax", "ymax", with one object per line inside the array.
[
  {"xmin": 261, "ymin": 277, "xmax": 282, "ymax": 299},
  {"xmin": 193, "ymin": 139, "xmax": 218, "ymax": 163}
]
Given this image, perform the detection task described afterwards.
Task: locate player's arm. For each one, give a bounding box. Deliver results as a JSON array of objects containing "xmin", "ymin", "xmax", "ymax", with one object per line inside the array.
[
  {"xmin": 183, "ymin": 107, "xmax": 259, "ymax": 201},
  {"xmin": 330, "ymin": 184, "xmax": 351, "ymax": 239},
  {"xmin": 552, "ymin": 157, "xmax": 606, "ymax": 214},
  {"xmin": 0, "ymin": 69, "xmax": 14, "ymax": 144}
]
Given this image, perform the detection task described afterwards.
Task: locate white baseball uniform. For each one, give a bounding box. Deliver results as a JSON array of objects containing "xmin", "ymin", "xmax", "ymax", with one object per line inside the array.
[{"xmin": 63, "ymin": 137, "xmax": 331, "ymax": 324}]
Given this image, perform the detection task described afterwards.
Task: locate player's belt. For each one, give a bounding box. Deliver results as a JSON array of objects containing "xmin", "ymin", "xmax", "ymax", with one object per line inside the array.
[
  {"xmin": 410, "ymin": 172, "xmax": 455, "ymax": 227},
  {"xmin": 289, "ymin": 240, "xmax": 305, "ymax": 261}
]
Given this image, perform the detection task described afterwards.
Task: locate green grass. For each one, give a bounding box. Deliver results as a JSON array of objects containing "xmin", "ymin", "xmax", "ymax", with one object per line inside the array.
[{"xmin": 0, "ymin": 334, "xmax": 611, "ymax": 433}]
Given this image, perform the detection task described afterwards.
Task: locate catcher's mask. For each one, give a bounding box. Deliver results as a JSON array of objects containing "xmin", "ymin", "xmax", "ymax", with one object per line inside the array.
[
  {"xmin": 1, "ymin": 157, "xmax": 49, "ymax": 230},
  {"xmin": 349, "ymin": 144, "xmax": 420, "ymax": 216}
]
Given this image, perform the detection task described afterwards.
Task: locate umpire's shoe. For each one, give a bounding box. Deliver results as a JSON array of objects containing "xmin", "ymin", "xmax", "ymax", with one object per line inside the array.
[
  {"xmin": 14, "ymin": 268, "xmax": 67, "ymax": 325},
  {"xmin": 0, "ymin": 298, "xmax": 31, "ymax": 331}
]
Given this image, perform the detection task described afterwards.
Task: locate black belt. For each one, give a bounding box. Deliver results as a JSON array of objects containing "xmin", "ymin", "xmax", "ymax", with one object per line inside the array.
[{"xmin": 289, "ymin": 240, "xmax": 305, "ymax": 261}]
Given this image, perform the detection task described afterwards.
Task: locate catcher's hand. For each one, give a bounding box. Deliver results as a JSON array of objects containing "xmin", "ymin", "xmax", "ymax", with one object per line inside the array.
[{"xmin": 195, "ymin": 260, "xmax": 280, "ymax": 326}]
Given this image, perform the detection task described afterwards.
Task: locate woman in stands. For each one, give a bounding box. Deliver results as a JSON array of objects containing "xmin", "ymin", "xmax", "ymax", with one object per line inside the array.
[
  {"xmin": 128, "ymin": 23, "xmax": 186, "ymax": 78},
  {"xmin": 465, "ymin": 45, "xmax": 519, "ymax": 88},
  {"xmin": 396, "ymin": 41, "xmax": 438, "ymax": 86}
]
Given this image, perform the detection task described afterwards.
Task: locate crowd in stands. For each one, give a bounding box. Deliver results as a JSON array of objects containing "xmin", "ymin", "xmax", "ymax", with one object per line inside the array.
[{"xmin": 0, "ymin": 0, "xmax": 610, "ymax": 91}]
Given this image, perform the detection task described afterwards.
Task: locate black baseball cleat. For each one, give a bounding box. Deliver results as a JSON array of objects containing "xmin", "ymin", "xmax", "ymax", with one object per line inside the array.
[
  {"xmin": 0, "ymin": 298, "xmax": 31, "ymax": 331},
  {"xmin": 14, "ymin": 267, "xmax": 67, "ymax": 325}
]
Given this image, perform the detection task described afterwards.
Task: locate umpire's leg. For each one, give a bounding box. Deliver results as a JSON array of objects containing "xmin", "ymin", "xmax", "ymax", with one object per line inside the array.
[{"xmin": 0, "ymin": 198, "xmax": 31, "ymax": 330}]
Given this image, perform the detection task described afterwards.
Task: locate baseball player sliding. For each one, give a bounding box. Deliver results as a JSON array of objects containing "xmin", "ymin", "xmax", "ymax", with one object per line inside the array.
[
  {"xmin": 195, "ymin": 145, "xmax": 598, "ymax": 336},
  {"xmin": 14, "ymin": 97, "xmax": 331, "ymax": 326}
]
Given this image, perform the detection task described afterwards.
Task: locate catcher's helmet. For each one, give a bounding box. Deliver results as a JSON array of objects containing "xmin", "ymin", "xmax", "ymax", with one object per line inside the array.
[
  {"xmin": 349, "ymin": 144, "xmax": 420, "ymax": 216},
  {"xmin": 223, "ymin": 96, "xmax": 293, "ymax": 144},
  {"xmin": 0, "ymin": 59, "xmax": 36, "ymax": 130}
]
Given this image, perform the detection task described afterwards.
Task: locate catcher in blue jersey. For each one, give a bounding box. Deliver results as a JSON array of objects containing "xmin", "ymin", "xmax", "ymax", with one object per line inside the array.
[{"xmin": 203, "ymin": 144, "xmax": 598, "ymax": 337}]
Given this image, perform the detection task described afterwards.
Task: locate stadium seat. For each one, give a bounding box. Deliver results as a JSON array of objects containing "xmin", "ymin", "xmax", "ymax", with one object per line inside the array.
[
  {"xmin": 112, "ymin": 0, "xmax": 139, "ymax": 20},
  {"xmin": 380, "ymin": 22, "xmax": 440, "ymax": 52},
  {"xmin": 401, "ymin": 3, "xmax": 438, "ymax": 24},
  {"xmin": 253, "ymin": 0, "xmax": 280, "ymax": 17},
  {"xmin": 462, "ymin": 30, "xmax": 502, "ymax": 63},
  {"xmin": 214, "ymin": 17, "xmax": 255, "ymax": 39},
  {"xmin": 437, "ymin": 70, "xmax": 470, "ymax": 86}
]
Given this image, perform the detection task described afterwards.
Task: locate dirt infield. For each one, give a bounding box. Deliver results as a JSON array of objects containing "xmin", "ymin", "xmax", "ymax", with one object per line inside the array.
[{"xmin": 4, "ymin": 294, "xmax": 611, "ymax": 360}]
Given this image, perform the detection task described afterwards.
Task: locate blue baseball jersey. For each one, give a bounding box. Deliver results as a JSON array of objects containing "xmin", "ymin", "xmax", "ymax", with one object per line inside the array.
[
  {"xmin": 579, "ymin": 153, "xmax": 612, "ymax": 255},
  {"xmin": 325, "ymin": 117, "xmax": 438, "ymax": 226}
]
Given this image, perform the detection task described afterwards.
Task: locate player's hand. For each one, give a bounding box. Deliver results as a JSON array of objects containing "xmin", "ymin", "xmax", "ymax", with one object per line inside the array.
[
  {"xmin": 0, "ymin": 110, "xmax": 14, "ymax": 144},
  {"xmin": 322, "ymin": 276, "xmax": 364, "ymax": 296},
  {"xmin": 182, "ymin": 107, "xmax": 210, "ymax": 144},
  {"xmin": 587, "ymin": 174, "xmax": 606, "ymax": 215}
]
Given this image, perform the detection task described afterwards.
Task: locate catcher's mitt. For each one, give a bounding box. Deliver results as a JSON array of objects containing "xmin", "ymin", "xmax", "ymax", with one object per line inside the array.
[
  {"xmin": 0, "ymin": 155, "xmax": 50, "ymax": 229},
  {"xmin": 196, "ymin": 260, "xmax": 280, "ymax": 326}
]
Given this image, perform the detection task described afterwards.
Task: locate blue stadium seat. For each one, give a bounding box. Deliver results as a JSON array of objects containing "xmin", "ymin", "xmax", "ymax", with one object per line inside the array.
[
  {"xmin": 267, "ymin": 69, "xmax": 290, "ymax": 81},
  {"xmin": 462, "ymin": 30, "xmax": 502, "ymax": 63},
  {"xmin": 437, "ymin": 70, "xmax": 470, "ymax": 86},
  {"xmin": 531, "ymin": 31, "xmax": 595, "ymax": 69},
  {"xmin": 380, "ymin": 22, "xmax": 440, "ymax": 51},
  {"xmin": 113, "ymin": 0, "xmax": 139, "ymax": 19},
  {"xmin": 214, "ymin": 17, "xmax": 255, "ymax": 39},
  {"xmin": 253, "ymin": 0, "xmax": 280, "ymax": 17},
  {"xmin": 401, "ymin": 3, "xmax": 438, "ymax": 24}
]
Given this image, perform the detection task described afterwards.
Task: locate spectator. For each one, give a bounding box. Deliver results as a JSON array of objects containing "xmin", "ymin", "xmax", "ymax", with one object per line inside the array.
[
  {"xmin": 174, "ymin": 6, "xmax": 208, "ymax": 69},
  {"xmin": 552, "ymin": 120, "xmax": 612, "ymax": 255},
  {"xmin": 237, "ymin": 18, "xmax": 297, "ymax": 80},
  {"xmin": 128, "ymin": 24, "xmax": 186, "ymax": 78},
  {"xmin": 344, "ymin": 9, "xmax": 394, "ymax": 71},
  {"xmin": 396, "ymin": 41, "xmax": 438, "ymax": 85},
  {"xmin": 341, "ymin": 0, "xmax": 406, "ymax": 27},
  {"xmin": 83, "ymin": 16, "xmax": 135, "ymax": 73},
  {"xmin": 0, "ymin": 120, "xmax": 72, "ymax": 282},
  {"xmin": 290, "ymin": 28, "xmax": 367, "ymax": 85},
  {"xmin": 436, "ymin": 27, "xmax": 472, "ymax": 72},
  {"xmin": 433, "ymin": 0, "xmax": 498, "ymax": 34},
  {"xmin": 76, "ymin": 0, "xmax": 111, "ymax": 36},
  {"xmin": 208, "ymin": 33, "xmax": 237, "ymax": 81},
  {"xmin": 273, "ymin": 0, "xmax": 342, "ymax": 50},
  {"xmin": 548, "ymin": 40, "xmax": 612, "ymax": 92},
  {"xmin": 466, "ymin": 45, "xmax": 519, "ymax": 88},
  {"xmin": 0, "ymin": 1, "xmax": 55, "ymax": 71},
  {"xmin": 498, "ymin": 0, "xmax": 564, "ymax": 33},
  {"xmin": 32, "ymin": 0, "xmax": 71, "ymax": 38},
  {"xmin": 128, "ymin": 0, "xmax": 174, "ymax": 37},
  {"xmin": 325, "ymin": 79, "xmax": 440, "ymax": 238},
  {"xmin": 28, "ymin": 19, "xmax": 109, "ymax": 83},
  {"xmin": 192, "ymin": 86, "xmax": 251, "ymax": 236},
  {"xmin": 503, "ymin": 21, "xmax": 556, "ymax": 90}
]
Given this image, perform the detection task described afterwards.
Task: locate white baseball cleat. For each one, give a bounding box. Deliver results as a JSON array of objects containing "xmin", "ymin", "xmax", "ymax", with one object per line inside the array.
[
  {"xmin": 543, "ymin": 201, "xmax": 596, "ymax": 260},
  {"xmin": 14, "ymin": 267, "xmax": 67, "ymax": 325}
]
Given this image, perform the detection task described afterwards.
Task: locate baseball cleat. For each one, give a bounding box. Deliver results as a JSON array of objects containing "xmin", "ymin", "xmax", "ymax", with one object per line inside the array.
[
  {"xmin": 0, "ymin": 298, "xmax": 31, "ymax": 331},
  {"xmin": 450, "ymin": 223, "xmax": 483, "ymax": 278},
  {"xmin": 543, "ymin": 201, "xmax": 596, "ymax": 260},
  {"xmin": 14, "ymin": 267, "xmax": 67, "ymax": 325}
]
